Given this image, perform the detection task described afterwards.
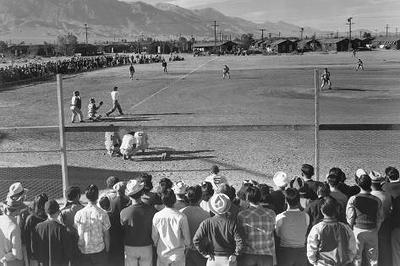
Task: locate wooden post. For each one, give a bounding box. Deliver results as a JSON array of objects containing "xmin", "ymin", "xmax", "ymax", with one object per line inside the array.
[
  {"xmin": 57, "ymin": 74, "xmax": 69, "ymax": 200},
  {"xmin": 314, "ymin": 69, "xmax": 320, "ymax": 181}
]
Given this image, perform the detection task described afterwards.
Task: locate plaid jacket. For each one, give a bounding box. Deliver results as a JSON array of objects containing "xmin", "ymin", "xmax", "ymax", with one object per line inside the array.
[{"xmin": 237, "ymin": 205, "xmax": 276, "ymax": 256}]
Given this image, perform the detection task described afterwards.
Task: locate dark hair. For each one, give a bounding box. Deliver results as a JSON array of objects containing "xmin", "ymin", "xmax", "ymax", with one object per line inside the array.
[
  {"xmin": 217, "ymin": 184, "xmax": 236, "ymax": 201},
  {"xmin": 161, "ymin": 188, "xmax": 176, "ymax": 207},
  {"xmin": 301, "ymin": 164, "xmax": 314, "ymax": 179},
  {"xmin": 140, "ymin": 173, "xmax": 153, "ymax": 192},
  {"xmin": 106, "ymin": 176, "xmax": 119, "ymax": 189},
  {"xmin": 159, "ymin": 178, "xmax": 173, "ymax": 192},
  {"xmin": 99, "ymin": 196, "xmax": 111, "ymax": 211},
  {"xmin": 321, "ymin": 196, "xmax": 338, "ymax": 218},
  {"xmin": 329, "ymin": 167, "xmax": 346, "ymax": 182},
  {"xmin": 327, "ymin": 174, "xmax": 339, "ymax": 188},
  {"xmin": 237, "ymin": 182, "xmax": 254, "ymax": 201},
  {"xmin": 33, "ymin": 193, "xmax": 48, "ymax": 216},
  {"xmin": 86, "ymin": 184, "xmax": 99, "ymax": 202},
  {"xmin": 284, "ymin": 188, "xmax": 300, "ymax": 208},
  {"xmin": 258, "ymin": 184, "xmax": 273, "ymax": 205},
  {"xmin": 201, "ymin": 181, "xmax": 214, "ymax": 201},
  {"xmin": 45, "ymin": 200, "xmax": 60, "ymax": 216},
  {"xmin": 357, "ymin": 174, "xmax": 372, "ymax": 191},
  {"xmin": 66, "ymin": 186, "xmax": 81, "ymax": 201},
  {"xmin": 113, "ymin": 86, "xmax": 118, "ymax": 91},
  {"xmin": 385, "ymin": 167, "xmax": 399, "ymax": 181},
  {"xmin": 186, "ymin": 185, "xmax": 202, "ymax": 204},
  {"xmin": 246, "ymin": 186, "xmax": 261, "ymax": 204},
  {"xmin": 317, "ymin": 182, "xmax": 330, "ymax": 197},
  {"xmin": 211, "ymin": 165, "xmax": 220, "ymax": 174}
]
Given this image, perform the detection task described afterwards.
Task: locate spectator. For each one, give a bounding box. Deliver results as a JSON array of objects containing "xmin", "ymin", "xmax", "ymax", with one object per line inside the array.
[
  {"xmin": 382, "ymin": 166, "xmax": 400, "ymax": 265},
  {"xmin": 289, "ymin": 176, "xmax": 308, "ymax": 209},
  {"xmin": 271, "ymin": 171, "xmax": 290, "ymax": 215},
  {"xmin": 154, "ymin": 178, "xmax": 174, "ymax": 210},
  {"xmin": 327, "ymin": 174, "xmax": 348, "ymax": 211},
  {"xmin": 370, "ymin": 171, "xmax": 392, "ymax": 266},
  {"xmin": 173, "ymin": 181, "xmax": 188, "ymax": 210},
  {"xmin": 275, "ymin": 188, "xmax": 309, "ymax": 266},
  {"xmin": 204, "ymin": 165, "xmax": 229, "ymax": 189},
  {"xmin": 200, "ymin": 182, "xmax": 214, "ymax": 213},
  {"xmin": 24, "ymin": 193, "xmax": 48, "ymax": 266},
  {"xmin": 105, "ymin": 176, "xmax": 120, "ymax": 192},
  {"xmin": 193, "ymin": 193, "xmax": 243, "ymax": 266},
  {"xmin": 329, "ymin": 167, "xmax": 360, "ymax": 197},
  {"xmin": 305, "ymin": 183, "xmax": 331, "ymax": 233},
  {"xmin": 140, "ymin": 173, "xmax": 162, "ymax": 207},
  {"xmin": 237, "ymin": 186, "xmax": 276, "ymax": 266},
  {"xmin": 152, "ymin": 188, "xmax": 191, "ymax": 266},
  {"xmin": 180, "ymin": 185, "xmax": 210, "ymax": 266},
  {"xmin": 216, "ymin": 184, "xmax": 241, "ymax": 220},
  {"xmin": 74, "ymin": 185, "xmax": 111, "ymax": 266},
  {"xmin": 33, "ymin": 200, "xmax": 73, "ymax": 266},
  {"xmin": 301, "ymin": 164, "xmax": 321, "ymax": 200},
  {"xmin": 120, "ymin": 179, "xmax": 157, "ymax": 266},
  {"xmin": 258, "ymin": 184, "xmax": 274, "ymax": 210},
  {"xmin": 307, "ymin": 197, "xmax": 356, "ymax": 266},
  {"xmin": 0, "ymin": 196, "xmax": 24, "ymax": 265},
  {"xmin": 346, "ymin": 174, "xmax": 383, "ymax": 266},
  {"xmin": 237, "ymin": 181, "xmax": 257, "ymax": 210}
]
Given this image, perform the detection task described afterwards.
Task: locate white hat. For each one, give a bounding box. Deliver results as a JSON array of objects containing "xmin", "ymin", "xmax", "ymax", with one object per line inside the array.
[
  {"xmin": 125, "ymin": 180, "xmax": 144, "ymax": 197},
  {"xmin": 7, "ymin": 182, "xmax": 28, "ymax": 198},
  {"xmin": 355, "ymin": 169, "xmax": 367, "ymax": 178},
  {"xmin": 273, "ymin": 171, "xmax": 290, "ymax": 188},
  {"xmin": 173, "ymin": 181, "xmax": 188, "ymax": 195},
  {"xmin": 208, "ymin": 193, "xmax": 231, "ymax": 215},
  {"xmin": 370, "ymin": 171, "xmax": 385, "ymax": 183}
]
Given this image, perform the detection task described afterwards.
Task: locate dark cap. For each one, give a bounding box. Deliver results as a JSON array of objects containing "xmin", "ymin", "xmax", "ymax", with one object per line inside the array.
[{"xmin": 45, "ymin": 200, "xmax": 60, "ymax": 215}]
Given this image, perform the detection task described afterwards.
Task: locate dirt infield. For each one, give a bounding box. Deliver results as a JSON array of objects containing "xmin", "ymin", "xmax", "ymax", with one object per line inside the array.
[{"xmin": 1, "ymin": 51, "xmax": 400, "ymax": 200}]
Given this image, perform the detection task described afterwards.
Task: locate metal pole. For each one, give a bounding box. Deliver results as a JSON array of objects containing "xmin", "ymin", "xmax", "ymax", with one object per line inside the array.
[
  {"xmin": 314, "ymin": 69, "xmax": 320, "ymax": 181},
  {"xmin": 57, "ymin": 74, "xmax": 69, "ymax": 200}
]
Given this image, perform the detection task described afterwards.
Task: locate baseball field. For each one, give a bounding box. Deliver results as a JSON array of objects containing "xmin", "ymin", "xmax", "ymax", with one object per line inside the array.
[{"xmin": 1, "ymin": 51, "xmax": 400, "ymax": 200}]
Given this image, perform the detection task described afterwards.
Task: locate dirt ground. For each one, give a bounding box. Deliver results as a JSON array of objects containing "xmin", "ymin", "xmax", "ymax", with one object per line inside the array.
[{"xmin": 1, "ymin": 50, "xmax": 400, "ymax": 200}]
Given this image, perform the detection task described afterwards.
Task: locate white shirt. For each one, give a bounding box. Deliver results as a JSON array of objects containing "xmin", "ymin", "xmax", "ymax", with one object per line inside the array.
[
  {"xmin": 152, "ymin": 207, "xmax": 191, "ymax": 262},
  {"xmin": 111, "ymin": 91, "xmax": 119, "ymax": 101},
  {"xmin": 120, "ymin": 134, "xmax": 135, "ymax": 150},
  {"xmin": 205, "ymin": 174, "xmax": 228, "ymax": 189},
  {"xmin": 0, "ymin": 215, "xmax": 23, "ymax": 262}
]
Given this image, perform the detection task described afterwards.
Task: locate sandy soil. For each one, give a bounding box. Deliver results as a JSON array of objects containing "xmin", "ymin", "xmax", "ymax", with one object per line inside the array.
[{"xmin": 1, "ymin": 50, "xmax": 400, "ymax": 200}]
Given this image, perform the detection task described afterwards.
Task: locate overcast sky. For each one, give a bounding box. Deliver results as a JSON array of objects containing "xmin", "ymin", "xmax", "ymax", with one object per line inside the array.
[{"xmin": 123, "ymin": 0, "xmax": 400, "ymax": 32}]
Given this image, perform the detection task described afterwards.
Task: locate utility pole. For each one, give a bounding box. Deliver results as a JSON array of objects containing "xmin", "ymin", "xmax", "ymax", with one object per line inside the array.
[
  {"xmin": 84, "ymin": 23, "xmax": 88, "ymax": 44},
  {"xmin": 346, "ymin": 17, "xmax": 354, "ymax": 51},
  {"xmin": 259, "ymin": 28, "xmax": 266, "ymax": 41},
  {"xmin": 212, "ymin": 20, "xmax": 219, "ymax": 52},
  {"xmin": 219, "ymin": 31, "xmax": 223, "ymax": 41},
  {"xmin": 386, "ymin": 24, "xmax": 389, "ymax": 37},
  {"xmin": 268, "ymin": 33, "xmax": 272, "ymax": 39},
  {"xmin": 300, "ymin": 27, "xmax": 304, "ymax": 40}
]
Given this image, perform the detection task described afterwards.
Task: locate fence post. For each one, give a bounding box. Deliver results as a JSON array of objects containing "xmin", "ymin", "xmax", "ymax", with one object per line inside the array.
[
  {"xmin": 314, "ymin": 69, "xmax": 320, "ymax": 181},
  {"xmin": 57, "ymin": 74, "xmax": 69, "ymax": 200}
]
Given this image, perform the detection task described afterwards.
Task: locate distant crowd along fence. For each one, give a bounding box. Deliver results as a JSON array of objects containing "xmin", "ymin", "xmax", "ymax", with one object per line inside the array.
[{"xmin": 1, "ymin": 71, "xmax": 400, "ymax": 200}]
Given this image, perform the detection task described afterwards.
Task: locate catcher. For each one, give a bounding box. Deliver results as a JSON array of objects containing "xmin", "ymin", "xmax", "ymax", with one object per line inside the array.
[
  {"xmin": 88, "ymin": 98, "xmax": 103, "ymax": 121},
  {"xmin": 105, "ymin": 126, "xmax": 122, "ymax": 157},
  {"xmin": 120, "ymin": 131, "xmax": 137, "ymax": 160},
  {"xmin": 134, "ymin": 131, "xmax": 149, "ymax": 153}
]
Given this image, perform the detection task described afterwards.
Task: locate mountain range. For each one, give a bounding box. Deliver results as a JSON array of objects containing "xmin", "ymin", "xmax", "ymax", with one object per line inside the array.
[{"xmin": 0, "ymin": 0, "xmax": 326, "ymax": 43}]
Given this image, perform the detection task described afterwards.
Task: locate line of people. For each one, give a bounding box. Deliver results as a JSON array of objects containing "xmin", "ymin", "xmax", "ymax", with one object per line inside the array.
[{"xmin": 0, "ymin": 164, "xmax": 399, "ymax": 266}]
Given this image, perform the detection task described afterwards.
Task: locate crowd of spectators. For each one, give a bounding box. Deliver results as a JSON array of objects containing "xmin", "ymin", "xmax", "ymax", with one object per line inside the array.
[
  {"xmin": 0, "ymin": 54, "xmax": 178, "ymax": 85},
  {"xmin": 0, "ymin": 163, "xmax": 399, "ymax": 266}
]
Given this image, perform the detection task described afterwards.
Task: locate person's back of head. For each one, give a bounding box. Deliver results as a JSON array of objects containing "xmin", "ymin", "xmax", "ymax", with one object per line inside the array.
[
  {"xmin": 45, "ymin": 200, "xmax": 60, "ymax": 217},
  {"xmin": 317, "ymin": 182, "xmax": 331, "ymax": 198},
  {"xmin": 106, "ymin": 176, "xmax": 119, "ymax": 189},
  {"xmin": 33, "ymin": 193, "xmax": 48, "ymax": 216},
  {"xmin": 301, "ymin": 164, "xmax": 314, "ymax": 179},
  {"xmin": 161, "ymin": 188, "xmax": 176, "ymax": 208},
  {"xmin": 327, "ymin": 174, "xmax": 339, "ymax": 188},
  {"xmin": 66, "ymin": 186, "xmax": 81, "ymax": 202},
  {"xmin": 246, "ymin": 186, "xmax": 261, "ymax": 205},
  {"xmin": 329, "ymin": 167, "xmax": 346, "ymax": 183},
  {"xmin": 113, "ymin": 86, "xmax": 118, "ymax": 91},
  {"xmin": 159, "ymin": 178, "xmax": 173, "ymax": 193},
  {"xmin": 201, "ymin": 181, "xmax": 214, "ymax": 201},
  {"xmin": 385, "ymin": 166, "xmax": 399, "ymax": 182},
  {"xmin": 211, "ymin": 165, "xmax": 220, "ymax": 174},
  {"xmin": 356, "ymin": 174, "xmax": 372, "ymax": 192},
  {"xmin": 186, "ymin": 185, "xmax": 202, "ymax": 205},
  {"xmin": 320, "ymin": 196, "xmax": 338, "ymax": 218},
  {"xmin": 140, "ymin": 173, "xmax": 153, "ymax": 192},
  {"xmin": 284, "ymin": 188, "xmax": 300, "ymax": 209},
  {"xmin": 216, "ymin": 184, "xmax": 236, "ymax": 201},
  {"xmin": 258, "ymin": 184, "xmax": 273, "ymax": 205},
  {"xmin": 86, "ymin": 184, "xmax": 99, "ymax": 203}
]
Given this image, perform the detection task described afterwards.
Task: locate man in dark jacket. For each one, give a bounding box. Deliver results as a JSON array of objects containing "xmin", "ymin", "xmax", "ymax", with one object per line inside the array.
[{"xmin": 34, "ymin": 200, "xmax": 73, "ymax": 266}]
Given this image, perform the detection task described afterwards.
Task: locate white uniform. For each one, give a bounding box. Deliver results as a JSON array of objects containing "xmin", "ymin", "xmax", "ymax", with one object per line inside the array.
[
  {"xmin": 120, "ymin": 134, "xmax": 137, "ymax": 157},
  {"xmin": 205, "ymin": 174, "xmax": 229, "ymax": 190},
  {"xmin": 134, "ymin": 132, "xmax": 149, "ymax": 151}
]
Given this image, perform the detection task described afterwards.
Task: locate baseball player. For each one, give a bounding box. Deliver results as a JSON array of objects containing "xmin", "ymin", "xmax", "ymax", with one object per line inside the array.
[
  {"xmin": 105, "ymin": 127, "xmax": 122, "ymax": 157},
  {"xmin": 88, "ymin": 98, "xmax": 103, "ymax": 121},
  {"xmin": 105, "ymin": 86, "xmax": 124, "ymax": 117},
  {"xmin": 162, "ymin": 59, "xmax": 168, "ymax": 73},
  {"xmin": 129, "ymin": 63, "xmax": 135, "ymax": 80},
  {"xmin": 70, "ymin": 90, "xmax": 83, "ymax": 123},
  {"xmin": 134, "ymin": 131, "xmax": 149, "ymax": 153},
  {"xmin": 320, "ymin": 68, "xmax": 332, "ymax": 90},
  {"xmin": 222, "ymin": 65, "xmax": 230, "ymax": 79},
  {"xmin": 120, "ymin": 131, "xmax": 137, "ymax": 160},
  {"xmin": 356, "ymin": 58, "xmax": 364, "ymax": 71}
]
